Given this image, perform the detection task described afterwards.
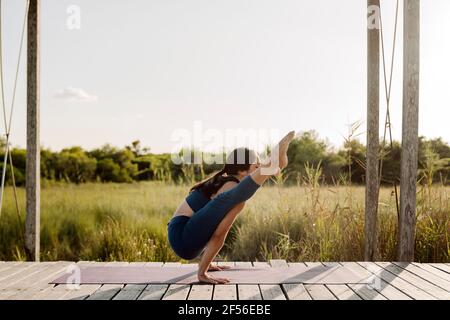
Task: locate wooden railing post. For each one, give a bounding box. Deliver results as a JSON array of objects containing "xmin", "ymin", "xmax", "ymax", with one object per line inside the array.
[
  {"xmin": 398, "ymin": 0, "xmax": 420, "ymax": 262},
  {"xmin": 365, "ymin": 0, "xmax": 380, "ymax": 261},
  {"xmin": 25, "ymin": 0, "xmax": 40, "ymax": 262}
]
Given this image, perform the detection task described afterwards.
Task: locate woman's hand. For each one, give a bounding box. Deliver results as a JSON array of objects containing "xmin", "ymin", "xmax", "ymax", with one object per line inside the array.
[
  {"xmin": 198, "ymin": 272, "xmax": 230, "ymax": 284},
  {"xmin": 208, "ymin": 263, "xmax": 232, "ymax": 272}
]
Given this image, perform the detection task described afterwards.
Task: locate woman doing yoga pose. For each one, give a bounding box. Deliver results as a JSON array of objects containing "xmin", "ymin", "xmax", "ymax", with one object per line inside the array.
[{"xmin": 167, "ymin": 131, "xmax": 295, "ymax": 284}]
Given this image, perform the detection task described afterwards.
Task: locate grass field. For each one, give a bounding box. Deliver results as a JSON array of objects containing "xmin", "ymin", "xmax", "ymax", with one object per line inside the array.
[{"xmin": 0, "ymin": 181, "xmax": 448, "ymax": 263}]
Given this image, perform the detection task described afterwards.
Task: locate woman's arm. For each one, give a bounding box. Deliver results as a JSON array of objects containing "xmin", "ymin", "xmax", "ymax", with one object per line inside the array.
[
  {"xmin": 197, "ymin": 233, "xmax": 227, "ymax": 282},
  {"xmin": 198, "ymin": 183, "xmax": 245, "ymax": 284},
  {"xmin": 197, "ymin": 202, "xmax": 245, "ymax": 284}
]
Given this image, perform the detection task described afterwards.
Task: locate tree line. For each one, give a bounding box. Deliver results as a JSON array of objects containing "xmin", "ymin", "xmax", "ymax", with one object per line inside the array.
[{"xmin": 0, "ymin": 131, "xmax": 448, "ymax": 186}]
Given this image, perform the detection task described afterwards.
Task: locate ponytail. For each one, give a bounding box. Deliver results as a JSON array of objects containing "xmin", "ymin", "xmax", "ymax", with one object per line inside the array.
[
  {"xmin": 189, "ymin": 169, "xmax": 225, "ymax": 193},
  {"xmin": 188, "ymin": 147, "xmax": 257, "ymax": 198}
]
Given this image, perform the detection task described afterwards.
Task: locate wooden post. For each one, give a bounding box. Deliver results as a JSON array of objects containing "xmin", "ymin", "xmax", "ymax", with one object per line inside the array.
[
  {"xmin": 25, "ymin": 0, "xmax": 40, "ymax": 262},
  {"xmin": 364, "ymin": 0, "xmax": 380, "ymax": 261},
  {"xmin": 398, "ymin": 0, "xmax": 420, "ymax": 262}
]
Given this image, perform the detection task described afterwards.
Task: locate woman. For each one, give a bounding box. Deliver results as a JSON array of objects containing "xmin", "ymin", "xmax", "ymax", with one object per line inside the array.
[{"xmin": 167, "ymin": 131, "xmax": 295, "ymax": 284}]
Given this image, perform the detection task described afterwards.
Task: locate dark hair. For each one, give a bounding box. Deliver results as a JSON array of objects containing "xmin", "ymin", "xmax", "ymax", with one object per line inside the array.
[{"xmin": 190, "ymin": 148, "xmax": 258, "ymax": 198}]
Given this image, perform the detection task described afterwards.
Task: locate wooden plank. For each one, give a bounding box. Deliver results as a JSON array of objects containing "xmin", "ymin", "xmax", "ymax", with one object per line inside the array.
[
  {"xmin": 0, "ymin": 262, "xmax": 55, "ymax": 290},
  {"xmin": 348, "ymin": 284, "xmax": 387, "ymax": 300},
  {"xmin": 237, "ymin": 263, "xmax": 260, "ymax": 298},
  {"xmin": 6, "ymin": 262, "xmax": 73, "ymax": 299},
  {"xmin": 113, "ymin": 284, "xmax": 147, "ymax": 300},
  {"xmin": 213, "ymin": 285, "xmax": 237, "ymax": 300},
  {"xmin": 0, "ymin": 262, "xmax": 23, "ymax": 272},
  {"xmin": 217, "ymin": 261, "xmax": 235, "ymax": 268},
  {"xmin": 144, "ymin": 262, "xmax": 164, "ymax": 267},
  {"xmin": 252, "ymin": 260, "xmax": 273, "ymax": 301},
  {"xmin": 181, "ymin": 263, "xmax": 198, "ymax": 268},
  {"xmin": 282, "ymin": 283, "xmax": 311, "ymax": 300},
  {"xmin": 75, "ymin": 261, "xmax": 95, "ymax": 266},
  {"xmin": 188, "ymin": 285, "xmax": 213, "ymax": 300},
  {"xmin": 252, "ymin": 261, "xmax": 271, "ymax": 268},
  {"xmin": 322, "ymin": 262, "xmax": 341, "ymax": 267},
  {"xmin": 63, "ymin": 284, "xmax": 102, "ymax": 300},
  {"xmin": 394, "ymin": 262, "xmax": 450, "ymax": 291},
  {"xmin": 287, "ymin": 262, "xmax": 307, "ymax": 267},
  {"xmin": 237, "ymin": 285, "xmax": 262, "ymax": 300},
  {"xmin": 0, "ymin": 290, "xmax": 19, "ymax": 300},
  {"xmin": 376, "ymin": 262, "xmax": 450, "ymax": 300},
  {"xmin": 162, "ymin": 284, "xmax": 191, "ymax": 300},
  {"xmin": 27, "ymin": 284, "xmax": 67, "ymax": 300},
  {"xmin": 138, "ymin": 284, "xmax": 168, "ymax": 300},
  {"xmin": 0, "ymin": 262, "xmax": 38, "ymax": 282},
  {"xmin": 161, "ymin": 261, "xmax": 189, "ymax": 300},
  {"xmin": 269, "ymin": 259, "xmax": 288, "ymax": 267},
  {"xmin": 412, "ymin": 263, "xmax": 450, "ymax": 282},
  {"xmin": 304, "ymin": 262, "xmax": 323, "ymax": 268},
  {"xmin": 430, "ymin": 263, "xmax": 450, "ymax": 274},
  {"xmin": 227, "ymin": 263, "xmax": 257, "ymax": 301},
  {"xmin": 163, "ymin": 262, "xmax": 182, "ymax": 267},
  {"xmin": 326, "ymin": 285, "xmax": 361, "ymax": 300},
  {"xmin": 342, "ymin": 262, "xmax": 411, "ymax": 300},
  {"xmin": 304, "ymin": 285, "xmax": 336, "ymax": 300},
  {"xmin": 288, "ymin": 261, "xmax": 339, "ymax": 300},
  {"xmin": 91, "ymin": 262, "xmax": 109, "ymax": 266},
  {"xmin": 8, "ymin": 262, "xmax": 71, "ymax": 290},
  {"xmin": 5, "ymin": 262, "xmax": 79, "ymax": 300},
  {"xmin": 357, "ymin": 262, "xmax": 435, "ymax": 300},
  {"xmin": 259, "ymin": 285, "xmax": 286, "ymax": 300},
  {"xmin": 58, "ymin": 261, "xmax": 101, "ymax": 300},
  {"xmin": 87, "ymin": 284, "xmax": 123, "ymax": 300},
  {"xmin": 128, "ymin": 262, "xmax": 147, "ymax": 267},
  {"xmin": 235, "ymin": 262, "xmax": 253, "ymax": 267},
  {"xmin": 0, "ymin": 262, "xmax": 98, "ymax": 301},
  {"xmin": 105, "ymin": 261, "xmax": 129, "ymax": 266}
]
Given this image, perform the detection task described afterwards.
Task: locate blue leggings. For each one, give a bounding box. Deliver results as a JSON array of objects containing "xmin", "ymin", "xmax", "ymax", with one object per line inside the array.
[{"xmin": 167, "ymin": 175, "xmax": 261, "ymax": 260}]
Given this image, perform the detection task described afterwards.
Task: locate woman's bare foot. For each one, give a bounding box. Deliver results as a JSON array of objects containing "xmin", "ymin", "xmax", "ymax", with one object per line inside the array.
[
  {"xmin": 208, "ymin": 264, "xmax": 232, "ymax": 272},
  {"xmin": 271, "ymin": 131, "xmax": 295, "ymax": 170},
  {"xmin": 198, "ymin": 272, "xmax": 230, "ymax": 284},
  {"xmin": 279, "ymin": 130, "xmax": 295, "ymax": 169}
]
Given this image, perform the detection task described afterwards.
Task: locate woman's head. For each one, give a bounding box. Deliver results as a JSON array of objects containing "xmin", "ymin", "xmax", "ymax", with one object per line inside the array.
[
  {"xmin": 189, "ymin": 147, "xmax": 260, "ymax": 196},
  {"xmin": 222, "ymin": 147, "xmax": 260, "ymax": 179}
]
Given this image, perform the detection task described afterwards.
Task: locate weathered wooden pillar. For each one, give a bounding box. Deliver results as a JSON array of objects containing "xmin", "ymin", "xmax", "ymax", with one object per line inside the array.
[
  {"xmin": 365, "ymin": 0, "xmax": 380, "ymax": 261},
  {"xmin": 398, "ymin": 0, "xmax": 420, "ymax": 262},
  {"xmin": 26, "ymin": 0, "xmax": 40, "ymax": 261}
]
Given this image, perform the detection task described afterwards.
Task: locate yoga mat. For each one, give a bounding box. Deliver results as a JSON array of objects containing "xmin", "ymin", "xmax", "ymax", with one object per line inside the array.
[{"xmin": 50, "ymin": 265, "xmax": 374, "ymax": 285}]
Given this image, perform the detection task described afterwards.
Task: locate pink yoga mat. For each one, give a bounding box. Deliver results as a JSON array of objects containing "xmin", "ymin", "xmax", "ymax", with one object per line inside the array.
[{"xmin": 51, "ymin": 265, "xmax": 373, "ymax": 285}]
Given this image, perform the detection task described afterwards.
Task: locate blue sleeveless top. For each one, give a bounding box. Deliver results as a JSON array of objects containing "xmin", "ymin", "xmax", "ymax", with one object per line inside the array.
[
  {"xmin": 185, "ymin": 175, "xmax": 240, "ymax": 212},
  {"xmin": 185, "ymin": 189, "xmax": 211, "ymax": 212}
]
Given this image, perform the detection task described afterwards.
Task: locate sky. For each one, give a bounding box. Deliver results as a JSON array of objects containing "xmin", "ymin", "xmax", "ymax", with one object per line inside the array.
[{"xmin": 1, "ymin": 0, "xmax": 449, "ymax": 154}]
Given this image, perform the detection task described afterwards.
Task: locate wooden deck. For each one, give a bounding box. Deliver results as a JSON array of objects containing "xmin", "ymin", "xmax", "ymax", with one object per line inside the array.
[{"xmin": 0, "ymin": 260, "xmax": 449, "ymax": 300}]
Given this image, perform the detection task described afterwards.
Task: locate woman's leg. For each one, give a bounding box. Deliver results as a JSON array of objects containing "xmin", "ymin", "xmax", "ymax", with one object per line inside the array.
[
  {"xmin": 250, "ymin": 130, "xmax": 295, "ymax": 185},
  {"xmin": 182, "ymin": 174, "xmax": 261, "ymax": 254}
]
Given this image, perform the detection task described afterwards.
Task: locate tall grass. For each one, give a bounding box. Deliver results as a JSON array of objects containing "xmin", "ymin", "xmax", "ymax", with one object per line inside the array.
[
  {"xmin": 0, "ymin": 180, "xmax": 448, "ymax": 262},
  {"xmin": 226, "ymin": 183, "xmax": 449, "ymax": 262}
]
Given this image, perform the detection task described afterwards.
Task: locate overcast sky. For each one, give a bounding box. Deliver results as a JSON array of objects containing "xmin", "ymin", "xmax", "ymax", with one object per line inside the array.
[{"xmin": 1, "ymin": 0, "xmax": 449, "ymax": 153}]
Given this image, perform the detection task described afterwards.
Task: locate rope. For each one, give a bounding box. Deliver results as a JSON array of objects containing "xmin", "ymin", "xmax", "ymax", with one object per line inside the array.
[
  {"xmin": 378, "ymin": 0, "xmax": 400, "ymax": 221},
  {"xmin": 0, "ymin": 0, "xmax": 30, "ymax": 226},
  {"xmin": 9, "ymin": 149, "xmax": 25, "ymax": 237}
]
